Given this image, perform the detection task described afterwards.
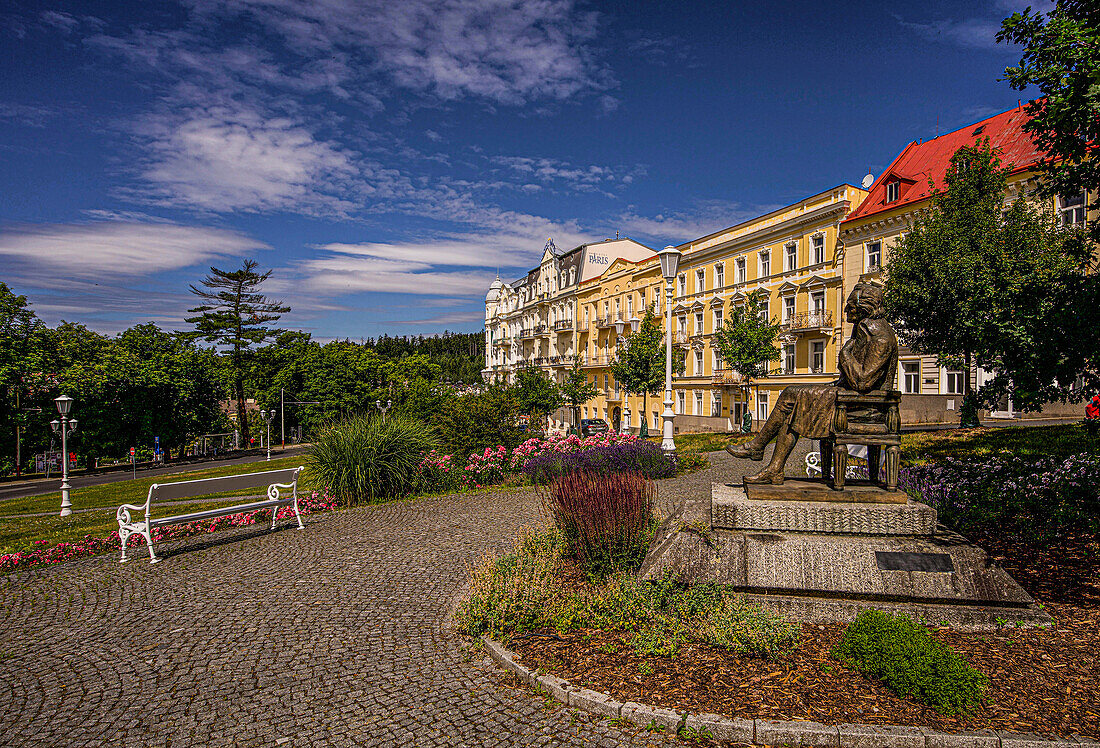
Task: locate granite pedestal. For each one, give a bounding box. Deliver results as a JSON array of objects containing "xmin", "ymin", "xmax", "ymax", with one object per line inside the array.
[{"xmin": 639, "ymin": 481, "xmax": 1049, "ymax": 629}]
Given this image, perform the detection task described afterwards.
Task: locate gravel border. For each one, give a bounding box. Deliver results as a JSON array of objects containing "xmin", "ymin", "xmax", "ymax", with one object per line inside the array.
[{"xmin": 483, "ymin": 637, "xmax": 1099, "ymax": 748}]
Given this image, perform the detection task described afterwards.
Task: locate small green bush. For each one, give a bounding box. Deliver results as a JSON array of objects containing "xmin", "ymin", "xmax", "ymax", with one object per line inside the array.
[
  {"xmin": 831, "ymin": 610, "xmax": 987, "ymax": 714},
  {"xmin": 306, "ymin": 413, "xmax": 439, "ymax": 505},
  {"xmin": 698, "ymin": 595, "xmax": 800, "ymax": 659}
]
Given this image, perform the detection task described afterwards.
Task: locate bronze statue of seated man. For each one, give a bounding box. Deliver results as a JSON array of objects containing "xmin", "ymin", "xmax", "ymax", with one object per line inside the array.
[{"xmin": 727, "ymin": 282, "xmax": 898, "ymax": 484}]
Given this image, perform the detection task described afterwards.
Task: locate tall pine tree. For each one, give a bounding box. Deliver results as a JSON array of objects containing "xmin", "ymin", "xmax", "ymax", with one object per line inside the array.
[{"xmin": 187, "ymin": 260, "xmax": 289, "ymax": 446}]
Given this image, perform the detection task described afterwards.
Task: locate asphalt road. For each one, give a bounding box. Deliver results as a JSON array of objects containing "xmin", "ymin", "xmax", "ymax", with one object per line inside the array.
[{"xmin": 0, "ymin": 445, "xmax": 310, "ymax": 503}]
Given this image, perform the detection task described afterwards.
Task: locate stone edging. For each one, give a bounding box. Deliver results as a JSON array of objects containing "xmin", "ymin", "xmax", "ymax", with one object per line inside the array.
[{"xmin": 483, "ymin": 637, "xmax": 1098, "ymax": 748}]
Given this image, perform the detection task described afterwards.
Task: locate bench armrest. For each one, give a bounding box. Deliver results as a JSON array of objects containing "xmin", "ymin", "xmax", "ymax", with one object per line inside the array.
[{"xmin": 116, "ymin": 503, "xmax": 147, "ymax": 525}]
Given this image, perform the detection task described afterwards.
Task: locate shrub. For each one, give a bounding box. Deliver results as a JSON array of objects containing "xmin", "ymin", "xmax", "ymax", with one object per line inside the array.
[
  {"xmin": 307, "ymin": 413, "xmax": 439, "ymax": 505},
  {"xmin": 697, "ymin": 595, "xmax": 800, "ymax": 659},
  {"xmin": 546, "ymin": 470, "xmax": 656, "ymax": 577},
  {"xmin": 456, "ymin": 529, "xmax": 801, "ymax": 662},
  {"xmin": 523, "ymin": 440, "xmax": 675, "ymax": 483},
  {"xmin": 434, "ymin": 385, "xmax": 525, "ymax": 456},
  {"xmin": 831, "ymin": 610, "xmax": 987, "ymax": 715},
  {"xmin": 899, "ymin": 452, "xmax": 1100, "ymax": 542}
]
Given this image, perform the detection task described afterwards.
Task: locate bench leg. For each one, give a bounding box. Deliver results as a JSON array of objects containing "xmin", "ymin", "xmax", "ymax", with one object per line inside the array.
[
  {"xmin": 820, "ymin": 439, "xmax": 832, "ymax": 484},
  {"xmin": 868, "ymin": 445, "xmax": 881, "ymax": 486},
  {"xmin": 293, "ymin": 486, "xmax": 304, "ymax": 530},
  {"xmin": 885, "ymin": 445, "xmax": 900, "ymax": 492},
  {"xmin": 145, "ymin": 526, "xmax": 159, "ymax": 564},
  {"xmin": 270, "ymin": 504, "xmax": 279, "ymax": 531},
  {"xmin": 832, "ymin": 443, "xmax": 848, "ymax": 490},
  {"xmin": 119, "ymin": 527, "xmax": 131, "ymax": 563}
]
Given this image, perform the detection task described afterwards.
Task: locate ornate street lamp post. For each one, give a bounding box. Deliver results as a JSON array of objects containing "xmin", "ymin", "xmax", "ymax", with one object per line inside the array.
[
  {"xmin": 50, "ymin": 395, "xmax": 78, "ymax": 517},
  {"xmin": 375, "ymin": 399, "xmax": 392, "ymax": 423},
  {"xmin": 658, "ymin": 246, "xmax": 682, "ymax": 454},
  {"xmin": 260, "ymin": 409, "xmax": 275, "ymax": 461}
]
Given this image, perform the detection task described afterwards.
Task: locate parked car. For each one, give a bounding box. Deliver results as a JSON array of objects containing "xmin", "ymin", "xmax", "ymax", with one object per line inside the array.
[{"xmin": 580, "ymin": 419, "xmax": 609, "ymax": 437}]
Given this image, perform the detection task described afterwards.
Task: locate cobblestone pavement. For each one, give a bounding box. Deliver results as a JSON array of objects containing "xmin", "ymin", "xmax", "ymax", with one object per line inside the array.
[{"xmin": 0, "ymin": 445, "xmax": 806, "ymax": 748}]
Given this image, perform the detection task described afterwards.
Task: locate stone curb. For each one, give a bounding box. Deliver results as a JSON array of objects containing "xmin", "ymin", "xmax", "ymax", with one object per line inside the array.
[{"xmin": 482, "ymin": 637, "xmax": 1098, "ymax": 747}]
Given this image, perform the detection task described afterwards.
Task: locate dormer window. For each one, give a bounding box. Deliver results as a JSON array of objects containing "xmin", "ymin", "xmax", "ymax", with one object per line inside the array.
[{"xmin": 886, "ymin": 180, "xmax": 900, "ymax": 203}]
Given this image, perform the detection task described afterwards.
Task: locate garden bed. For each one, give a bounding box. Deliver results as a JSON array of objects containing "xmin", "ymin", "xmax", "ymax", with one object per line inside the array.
[{"xmin": 502, "ymin": 530, "xmax": 1099, "ymax": 739}]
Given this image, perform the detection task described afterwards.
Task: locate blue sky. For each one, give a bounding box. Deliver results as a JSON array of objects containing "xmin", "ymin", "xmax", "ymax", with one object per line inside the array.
[{"xmin": 0, "ymin": 0, "xmax": 1037, "ymax": 340}]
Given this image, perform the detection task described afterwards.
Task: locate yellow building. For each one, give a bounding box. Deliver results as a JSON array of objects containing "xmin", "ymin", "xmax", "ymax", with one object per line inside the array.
[{"xmin": 578, "ymin": 184, "xmax": 868, "ymax": 433}]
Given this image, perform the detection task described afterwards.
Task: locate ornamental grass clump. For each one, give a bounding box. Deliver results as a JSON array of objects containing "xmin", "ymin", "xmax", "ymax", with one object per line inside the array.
[
  {"xmin": 546, "ymin": 470, "xmax": 656, "ymax": 577},
  {"xmin": 307, "ymin": 413, "xmax": 439, "ymax": 505},
  {"xmin": 831, "ymin": 610, "xmax": 987, "ymax": 715}
]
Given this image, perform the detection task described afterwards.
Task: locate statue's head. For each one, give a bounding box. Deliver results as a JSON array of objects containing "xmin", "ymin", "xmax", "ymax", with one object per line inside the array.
[{"xmin": 844, "ymin": 282, "xmax": 886, "ymax": 323}]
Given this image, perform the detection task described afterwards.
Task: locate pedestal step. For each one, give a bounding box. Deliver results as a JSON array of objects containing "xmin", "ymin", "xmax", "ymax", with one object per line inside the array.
[{"xmin": 713, "ymin": 483, "xmax": 937, "ymax": 536}]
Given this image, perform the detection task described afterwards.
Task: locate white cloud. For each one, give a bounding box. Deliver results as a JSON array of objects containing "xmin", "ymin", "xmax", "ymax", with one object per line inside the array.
[
  {"xmin": 0, "ymin": 220, "xmax": 269, "ymax": 281},
  {"xmin": 894, "ymin": 2, "xmax": 1033, "ymax": 50},
  {"xmin": 615, "ymin": 201, "xmax": 771, "ymax": 244},
  {"xmin": 132, "ymin": 104, "xmax": 360, "ymax": 214},
  {"xmin": 183, "ymin": 0, "xmax": 612, "ymax": 106}
]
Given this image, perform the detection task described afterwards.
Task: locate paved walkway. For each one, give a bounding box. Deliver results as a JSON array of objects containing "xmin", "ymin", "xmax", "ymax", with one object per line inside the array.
[{"xmin": 0, "ymin": 446, "xmax": 802, "ymax": 747}]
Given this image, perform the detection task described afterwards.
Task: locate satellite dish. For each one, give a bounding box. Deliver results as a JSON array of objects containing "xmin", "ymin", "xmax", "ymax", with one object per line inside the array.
[{"xmin": 861, "ymin": 173, "xmax": 875, "ymax": 190}]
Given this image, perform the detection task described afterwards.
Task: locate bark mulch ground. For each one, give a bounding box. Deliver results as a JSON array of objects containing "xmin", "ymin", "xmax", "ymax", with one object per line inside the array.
[{"xmin": 505, "ymin": 531, "xmax": 1099, "ymax": 741}]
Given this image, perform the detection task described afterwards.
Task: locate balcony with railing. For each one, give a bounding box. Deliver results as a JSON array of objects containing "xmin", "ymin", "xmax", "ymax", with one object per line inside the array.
[
  {"xmin": 712, "ymin": 369, "xmax": 745, "ymax": 386},
  {"xmin": 533, "ymin": 324, "xmax": 549, "ymax": 337},
  {"xmin": 581, "ymin": 354, "xmax": 612, "ymax": 367},
  {"xmin": 553, "ymin": 319, "xmax": 574, "ymax": 332},
  {"xmin": 594, "ymin": 315, "xmax": 617, "ymax": 329},
  {"xmin": 784, "ymin": 310, "xmax": 834, "ymax": 332},
  {"xmin": 519, "ymin": 327, "xmax": 536, "ymax": 339},
  {"xmin": 549, "ymin": 354, "xmax": 577, "ymax": 366},
  {"xmin": 604, "ymin": 387, "xmax": 622, "ymax": 402},
  {"xmin": 672, "ymin": 331, "xmax": 690, "ymax": 346}
]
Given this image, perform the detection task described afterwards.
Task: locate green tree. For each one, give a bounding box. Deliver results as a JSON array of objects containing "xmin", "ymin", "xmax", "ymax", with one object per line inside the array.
[
  {"xmin": 885, "ymin": 139, "xmax": 1097, "ymax": 420},
  {"xmin": 513, "ymin": 366, "xmax": 563, "ymax": 429},
  {"xmin": 609, "ymin": 308, "xmax": 683, "ymax": 438},
  {"xmin": 999, "ymin": 1, "xmax": 1100, "ymax": 237},
  {"xmin": 711, "ymin": 294, "xmax": 782, "ymax": 419},
  {"xmin": 0, "ymin": 284, "xmax": 49, "ymax": 475},
  {"xmin": 435, "ymin": 384, "xmax": 523, "ymax": 456},
  {"xmin": 560, "ymin": 361, "xmax": 598, "ymax": 434},
  {"xmin": 187, "ymin": 260, "xmax": 290, "ymax": 445}
]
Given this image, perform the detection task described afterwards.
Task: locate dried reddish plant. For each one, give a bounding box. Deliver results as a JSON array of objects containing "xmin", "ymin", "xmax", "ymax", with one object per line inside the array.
[{"xmin": 546, "ymin": 469, "xmax": 655, "ymax": 576}]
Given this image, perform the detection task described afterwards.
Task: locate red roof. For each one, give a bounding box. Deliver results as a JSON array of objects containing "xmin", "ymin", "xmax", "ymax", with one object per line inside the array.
[{"xmin": 843, "ymin": 104, "xmax": 1045, "ymax": 224}]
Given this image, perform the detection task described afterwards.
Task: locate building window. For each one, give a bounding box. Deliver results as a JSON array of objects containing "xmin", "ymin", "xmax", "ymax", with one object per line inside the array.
[
  {"xmin": 736, "ymin": 258, "xmax": 746, "ymax": 284},
  {"xmin": 614, "ymin": 298, "xmax": 621, "ymax": 319},
  {"xmin": 759, "ymin": 251, "xmax": 771, "ymax": 278},
  {"xmin": 695, "ymin": 390, "xmax": 703, "ymax": 415},
  {"xmin": 677, "ymin": 274, "xmax": 686, "ymax": 297},
  {"xmin": 758, "ymin": 298, "xmax": 769, "ymax": 322},
  {"xmin": 946, "ymin": 369, "xmax": 965, "ymax": 395},
  {"xmin": 886, "ymin": 180, "xmax": 900, "ymax": 203},
  {"xmin": 713, "ymin": 349, "xmax": 723, "ymax": 371},
  {"xmin": 583, "ymin": 308, "xmax": 589, "ymax": 326},
  {"xmin": 626, "ymin": 295, "xmax": 633, "ymax": 317},
  {"xmin": 811, "ymin": 340, "xmax": 825, "ymax": 373},
  {"xmin": 653, "ymin": 411, "xmax": 659, "ymax": 430},
  {"xmin": 696, "ymin": 268, "xmax": 705, "ymax": 293},
  {"xmin": 711, "ymin": 392, "xmax": 721, "ymax": 417},
  {"xmin": 867, "ymin": 241, "xmax": 882, "ymax": 271},
  {"xmin": 783, "ymin": 343, "xmax": 795, "ymax": 374},
  {"xmin": 785, "ymin": 242, "xmax": 797, "ymax": 272},
  {"xmin": 1058, "ymin": 193, "xmax": 1086, "ymax": 226},
  {"xmin": 782, "ymin": 296, "xmax": 795, "ymax": 323},
  {"xmin": 811, "ymin": 290, "xmax": 825, "ymax": 317},
  {"xmin": 811, "ymin": 233, "xmax": 825, "ymax": 265},
  {"xmin": 715, "ymin": 263, "xmax": 725, "ymax": 288},
  {"xmin": 695, "ymin": 311, "xmax": 704, "ymax": 334},
  {"xmin": 902, "ymin": 361, "xmax": 920, "ymax": 394},
  {"xmin": 678, "ymin": 314, "xmax": 687, "ymax": 333},
  {"xmin": 677, "ymin": 390, "xmax": 685, "ymax": 414},
  {"xmin": 714, "ymin": 309, "xmax": 724, "ymax": 331},
  {"xmin": 757, "ymin": 391, "xmax": 769, "ymax": 421},
  {"xmin": 695, "ymin": 349, "xmax": 704, "ymax": 375}
]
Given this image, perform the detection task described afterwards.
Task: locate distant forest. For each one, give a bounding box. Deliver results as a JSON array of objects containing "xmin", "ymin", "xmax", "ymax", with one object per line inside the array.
[{"xmin": 366, "ymin": 331, "xmax": 485, "ymax": 384}]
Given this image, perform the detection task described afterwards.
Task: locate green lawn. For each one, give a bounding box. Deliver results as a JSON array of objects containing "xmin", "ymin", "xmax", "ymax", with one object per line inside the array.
[
  {"xmin": 0, "ymin": 455, "xmax": 313, "ymax": 554},
  {"xmin": 899, "ymin": 422, "xmax": 1096, "ymax": 464}
]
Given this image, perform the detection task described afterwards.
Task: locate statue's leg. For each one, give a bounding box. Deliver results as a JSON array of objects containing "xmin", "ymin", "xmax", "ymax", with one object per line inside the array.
[
  {"xmin": 727, "ymin": 391, "xmax": 792, "ymax": 460},
  {"xmin": 744, "ymin": 423, "xmax": 797, "ymax": 485}
]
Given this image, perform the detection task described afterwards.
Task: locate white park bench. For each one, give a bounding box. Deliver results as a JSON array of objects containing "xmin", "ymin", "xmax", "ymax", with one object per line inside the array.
[{"xmin": 116, "ymin": 466, "xmax": 305, "ymax": 564}]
